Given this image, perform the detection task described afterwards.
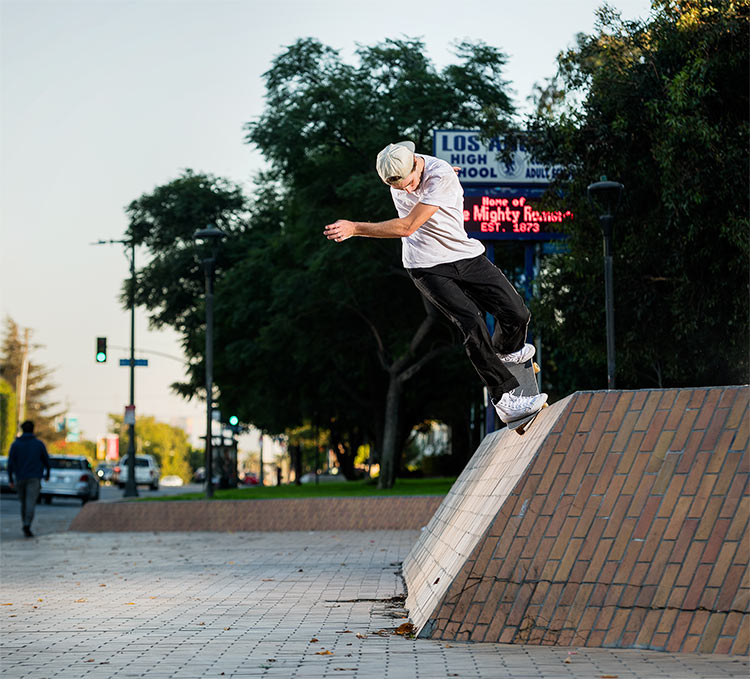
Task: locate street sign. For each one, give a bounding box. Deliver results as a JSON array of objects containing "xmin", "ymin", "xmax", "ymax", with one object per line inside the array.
[
  {"xmin": 124, "ymin": 405, "xmax": 135, "ymax": 425},
  {"xmin": 119, "ymin": 358, "xmax": 148, "ymax": 366}
]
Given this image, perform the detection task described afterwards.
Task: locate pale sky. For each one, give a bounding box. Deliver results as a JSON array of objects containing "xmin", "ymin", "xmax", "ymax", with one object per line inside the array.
[{"xmin": 0, "ymin": 0, "xmax": 653, "ymax": 442}]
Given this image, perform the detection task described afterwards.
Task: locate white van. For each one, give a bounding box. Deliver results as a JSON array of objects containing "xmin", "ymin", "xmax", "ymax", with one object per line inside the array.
[{"xmin": 113, "ymin": 455, "xmax": 161, "ymax": 490}]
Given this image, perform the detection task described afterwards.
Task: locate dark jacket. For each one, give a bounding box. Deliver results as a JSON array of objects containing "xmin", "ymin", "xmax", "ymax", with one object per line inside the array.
[{"xmin": 8, "ymin": 433, "xmax": 51, "ymax": 483}]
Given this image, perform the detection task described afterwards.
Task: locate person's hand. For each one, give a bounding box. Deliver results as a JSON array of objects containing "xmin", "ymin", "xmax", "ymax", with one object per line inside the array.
[
  {"xmin": 324, "ymin": 220, "xmax": 355, "ymax": 242},
  {"xmin": 453, "ymin": 166, "xmax": 461, "ymax": 174}
]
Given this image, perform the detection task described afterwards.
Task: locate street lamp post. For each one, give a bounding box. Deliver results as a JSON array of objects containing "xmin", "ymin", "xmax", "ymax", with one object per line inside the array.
[
  {"xmin": 193, "ymin": 226, "xmax": 225, "ymax": 499},
  {"xmin": 587, "ymin": 178, "xmax": 625, "ymax": 390}
]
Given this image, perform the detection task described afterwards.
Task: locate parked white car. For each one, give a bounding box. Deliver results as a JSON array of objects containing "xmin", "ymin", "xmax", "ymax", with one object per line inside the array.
[
  {"xmin": 41, "ymin": 456, "xmax": 100, "ymax": 505},
  {"xmin": 113, "ymin": 455, "xmax": 161, "ymax": 490},
  {"xmin": 160, "ymin": 475, "xmax": 184, "ymax": 487}
]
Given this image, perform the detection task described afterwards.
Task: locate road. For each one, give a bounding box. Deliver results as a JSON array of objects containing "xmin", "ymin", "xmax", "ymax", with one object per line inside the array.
[{"xmin": 0, "ymin": 481, "xmax": 203, "ymax": 542}]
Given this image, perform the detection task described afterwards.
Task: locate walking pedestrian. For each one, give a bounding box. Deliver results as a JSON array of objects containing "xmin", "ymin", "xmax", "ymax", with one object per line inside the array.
[
  {"xmin": 8, "ymin": 420, "xmax": 51, "ymax": 538},
  {"xmin": 323, "ymin": 140, "xmax": 547, "ymax": 422}
]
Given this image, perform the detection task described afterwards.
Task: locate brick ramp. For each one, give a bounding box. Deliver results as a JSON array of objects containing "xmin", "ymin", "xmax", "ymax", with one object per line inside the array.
[
  {"xmin": 403, "ymin": 387, "xmax": 749, "ymax": 655},
  {"xmin": 69, "ymin": 495, "xmax": 443, "ymax": 532}
]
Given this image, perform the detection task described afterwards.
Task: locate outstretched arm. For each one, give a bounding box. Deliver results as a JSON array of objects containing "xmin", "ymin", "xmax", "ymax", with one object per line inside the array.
[{"xmin": 324, "ymin": 202, "xmax": 439, "ymax": 243}]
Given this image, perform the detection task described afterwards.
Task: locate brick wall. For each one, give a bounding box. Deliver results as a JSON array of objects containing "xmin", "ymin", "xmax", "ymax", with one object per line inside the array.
[
  {"xmin": 69, "ymin": 495, "xmax": 443, "ymax": 532},
  {"xmin": 405, "ymin": 387, "xmax": 749, "ymax": 655}
]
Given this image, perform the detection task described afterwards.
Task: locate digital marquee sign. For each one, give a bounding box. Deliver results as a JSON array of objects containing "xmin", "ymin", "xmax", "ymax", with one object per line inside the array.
[
  {"xmin": 431, "ymin": 129, "xmax": 571, "ymax": 241},
  {"xmin": 463, "ymin": 194, "xmax": 573, "ymax": 240}
]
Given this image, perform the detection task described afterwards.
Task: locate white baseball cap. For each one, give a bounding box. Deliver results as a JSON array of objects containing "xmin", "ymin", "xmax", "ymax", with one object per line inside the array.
[{"xmin": 376, "ymin": 141, "xmax": 416, "ymax": 184}]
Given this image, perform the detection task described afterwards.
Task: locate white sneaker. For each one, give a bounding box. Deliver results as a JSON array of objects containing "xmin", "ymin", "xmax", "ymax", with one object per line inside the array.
[
  {"xmin": 497, "ymin": 343, "xmax": 535, "ymax": 364},
  {"xmin": 494, "ymin": 390, "xmax": 548, "ymax": 423}
]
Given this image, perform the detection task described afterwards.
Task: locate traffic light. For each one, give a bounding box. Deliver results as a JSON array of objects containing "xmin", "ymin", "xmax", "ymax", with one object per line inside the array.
[
  {"xmin": 96, "ymin": 337, "xmax": 107, "ymax": 363},
  {"xmin": 228, "ymin": 415, "xmax": 241, "ymax": 435}
]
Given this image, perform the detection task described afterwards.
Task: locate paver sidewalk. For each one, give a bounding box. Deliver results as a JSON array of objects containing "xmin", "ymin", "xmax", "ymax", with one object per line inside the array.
[{"xmin": 0, "ymin": 531, "xmax": 747, "ymax": 678}]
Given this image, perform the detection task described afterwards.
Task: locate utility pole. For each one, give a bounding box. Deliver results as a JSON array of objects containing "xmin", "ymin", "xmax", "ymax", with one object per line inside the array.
[
  {"xmin": 91, "ymin": 238, "xmax": 139, "ymax": 497},
  {"xmin": 17, "ymin": 328, "xmax": 30, "ymax": 424}
]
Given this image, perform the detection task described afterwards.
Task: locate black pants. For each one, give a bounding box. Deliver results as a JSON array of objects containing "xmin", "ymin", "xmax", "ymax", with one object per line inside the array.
[{"xmin": 408, "ymin": 255, "xmax": 530, "ymax": 400}]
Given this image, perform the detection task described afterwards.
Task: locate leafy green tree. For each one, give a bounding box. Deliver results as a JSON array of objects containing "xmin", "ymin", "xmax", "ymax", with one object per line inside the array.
[
  {"xmin": 126, "ymin": 38, "xmax": 513, "ymax": 489},
  {"xmin": 232, "ymin": 37, "xmax": 515, "ymax": 487},
  {"xmin": 49, "ymin": 439, "xmax": 97, "ymax": 463},
  {"xmin": 125, "ymin": 169, "xmax": 249, "ymax": 374},
  {"xmin": 0, "ymin": 317, "xmax": 63, "ymax": 443},
  {"xmin": 525, "ymin": 0, "xmax": 749, "ymax": 392},
  {"xmin": 0, "ymin": 378, "xmax": 17, "ymax": 455},
  {"xmin": 109, "ymin": 414, "xmax": 193, "ymax": 482}
]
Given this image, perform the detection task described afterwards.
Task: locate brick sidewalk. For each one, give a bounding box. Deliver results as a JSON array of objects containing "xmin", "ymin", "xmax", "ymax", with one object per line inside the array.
[{"xmin": 0, "ymin": 531, "xmax": 747, "ymax": 678}]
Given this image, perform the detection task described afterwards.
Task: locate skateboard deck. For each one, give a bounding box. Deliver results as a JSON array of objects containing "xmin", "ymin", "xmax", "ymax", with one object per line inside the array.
[{"xmin": 504, "ymin": 359, "xmax": 546, "ymax": 435}]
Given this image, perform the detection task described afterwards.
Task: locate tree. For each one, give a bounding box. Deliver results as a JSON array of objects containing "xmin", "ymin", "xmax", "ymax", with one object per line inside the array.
[
  {"xmin": 126, "ymin": 38, "xmax": 515, "ymax": 489},
  {"xmin": 235, "ymin": 37, "xmax": 516, "ymax": 487},
  {"xmin": 49, "ymin": 439, "xmax": 97, "ymax": 463},
  {"xmin": 525, "ymin": 0, "xmax": 749, "ymax": 392},
  {"xmin": 109, "ymin": 414, "xmax": 193, "ymax": 482},
  {"xmin": 0, "ymin": 378, "xmax": 17, "ymax": 455},
  {"xmin": 0, "ymin": 317, "xmax": 63, "ymax": 443}
]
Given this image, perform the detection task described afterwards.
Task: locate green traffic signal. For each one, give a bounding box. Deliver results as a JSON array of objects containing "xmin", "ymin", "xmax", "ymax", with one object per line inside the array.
[
  {"xmin": 96, "ymin": 337, "xmax": 107, "ymax": 363},
  {"xmin": 228, "ymin": 415, "xmax": 239, "ymax": 426}
]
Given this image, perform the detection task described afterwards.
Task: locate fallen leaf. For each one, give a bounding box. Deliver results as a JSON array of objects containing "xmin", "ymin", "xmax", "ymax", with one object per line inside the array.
[
  {"xmin": 1, "ymin": 604, "xmax": 12, "ymax": 606},
  {"xmin": 99, "ymin": 584, "xmax": 106, "ymax": 587},
  {"xmin": 228, "ymin": 561, "xmax": 235, "ymax": 565},
  {"xmin": 85, "ymin": 658, "xmax": 95, "ymax": 663},
  {"xmin": 262, "ymin": 579, "xmax": 275, "ymax": 582},
  {"xmin": 337, "ymin": 630, "xmax": 353, "ymax": 634},
  {"xmin": 355, "ymin": 633, "xmax": 366, "ymax": 639},
  {"xmin": 564, "ymin": 658, "xmax": 572, "ymax": 664},
  {"xmin": 223, "ymin": 627, "xmax": 231, "ymax": 630},
  {"xmin": 198, "ymin": 622, "xmax": 205, "ymax": 626},
  {"xmin": 310, "ymin": 638, "xmax": 319, "ymax": 642},
  {"xmin": 395, "ymin": 622, "xmax": 415, "ymax": 636},
  {"xmin": 315, "ymin": 650, "xmax": 334, "ymax": 656},
  {"xmin": 37, "ymin": 599, "xmax": 43, "ymax": 602},
  {"xmin": 267, "ymin": 659, "xmax": 276, "ymax": 662},
  {"xmin": 75, "ymin": 599, "xmax": 87, "ymax": 603}
]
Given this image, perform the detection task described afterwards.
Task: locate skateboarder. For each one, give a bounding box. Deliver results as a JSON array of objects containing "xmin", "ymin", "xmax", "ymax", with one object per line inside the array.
[{"xmin": 323, "ymin": 140, "xmax": 547, "ymax": 423}]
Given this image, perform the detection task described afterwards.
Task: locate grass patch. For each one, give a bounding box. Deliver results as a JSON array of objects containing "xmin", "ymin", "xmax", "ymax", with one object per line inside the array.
[{"xmin": 138, "ymin": 476, "xmax": 457, "ymax": 501}]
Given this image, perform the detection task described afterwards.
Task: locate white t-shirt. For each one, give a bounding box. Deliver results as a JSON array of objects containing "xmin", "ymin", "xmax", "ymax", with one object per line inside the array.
[{"xmin": 391, "ymin": 154, "xmax": 485, "ymax": 269}]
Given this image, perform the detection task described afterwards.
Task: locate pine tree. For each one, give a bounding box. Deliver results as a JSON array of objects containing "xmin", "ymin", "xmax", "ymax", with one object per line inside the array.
[{"xmin": 0, "ymin": 317, "xmax": 63, "ymax": 444}]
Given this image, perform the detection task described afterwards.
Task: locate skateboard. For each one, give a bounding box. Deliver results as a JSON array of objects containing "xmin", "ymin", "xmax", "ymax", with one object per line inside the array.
[{"xmin": 504, "ymin": 359, "xmax": 547, "ymax": 435}]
